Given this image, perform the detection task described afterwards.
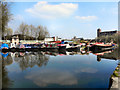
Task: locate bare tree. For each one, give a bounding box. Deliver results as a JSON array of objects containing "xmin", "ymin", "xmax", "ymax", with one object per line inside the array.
[
  {"xmin": 0, "ymin": 2, "xmax": 12, "ymax": 39},
  {"xmin": 5, "ymin": 27, "xmax": 13, "ymax": 36},
  {"xmin": 14, "ymin": 22, "xmax": 50, "ymax": 40},
  {"xmin": 0, "ymin": 2, "xmax": 2, "ymax": 39},
  {"xmin": 29, "ymin": 24, "xmax": 36, "ymax": 38},
  {"xmin": 24, "ymin": 24, "xmax": 29, "ymax": 36},
  {"xmin": 37, "ymin": 25, "xmax": 49, "ymax": 40},
  {"xmin": 97, "ymin": 33, "xmax": 120, "ymax": 44},
  {"xmin": 16, "ymin": 22, "xmax": 27, "ymax": 35}
]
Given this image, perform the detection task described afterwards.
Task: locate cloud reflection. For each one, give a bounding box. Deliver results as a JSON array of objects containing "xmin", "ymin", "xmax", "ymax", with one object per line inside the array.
[
  {"xmin": 25, "ymin": 69, "xmax": 78, "ymax": 87},
  {"xmin": 75, "ymin": 67, "xmax": 98, "ymax": 73}
]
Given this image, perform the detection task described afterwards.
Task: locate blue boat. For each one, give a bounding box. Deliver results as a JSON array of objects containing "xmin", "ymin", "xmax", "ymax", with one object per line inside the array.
[
  {"xmin": 1, "ymin": 43, "xmax": 9, "ymax": 49},
  {"xmin": 1, "ymin": 52, "xmax": 9, "ymax": 58},
  {"xmin": 23, "ymin": 44, "xmax": 31, "ymax": 48}
]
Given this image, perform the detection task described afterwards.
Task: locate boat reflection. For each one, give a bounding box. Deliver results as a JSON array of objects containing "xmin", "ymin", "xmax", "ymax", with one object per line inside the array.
[
  {"xmin": 1, "ymin": 48, "xmax": 119, "ymax": 88},
  {"xmin": 1, "ymin": 48, "xmax": 119, "ymax": 69},
  {"xmin": 1, "ymin": 52, "xmax": 9, "ymax": 58}
]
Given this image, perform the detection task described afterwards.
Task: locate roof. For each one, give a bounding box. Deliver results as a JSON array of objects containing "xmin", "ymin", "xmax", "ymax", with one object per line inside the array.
[
  {"xmin": 51, "ymin": 41, "xmax": 61, "ymax": 43},
  {"xmin": 100, "ymin": 30, "xmax": 117, "ymax": 33}
]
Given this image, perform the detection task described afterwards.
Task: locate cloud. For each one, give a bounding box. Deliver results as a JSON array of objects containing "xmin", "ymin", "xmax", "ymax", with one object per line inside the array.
[
  {"xmin": 75, "ymin": 16, "xmax": 98, "ymax": 21},
  {"xmin": 25, "ymin": 1, "xmax": 78, "ymax": 19},
  {"xmin": 25, "ymin": 69, "xmax": 77, "ymax": 87}
]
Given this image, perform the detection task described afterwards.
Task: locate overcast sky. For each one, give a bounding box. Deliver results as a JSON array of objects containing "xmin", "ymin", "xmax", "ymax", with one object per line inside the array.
[{"xmin": 8, "ymin": 1, "xmax": 118, "ymax": 39}]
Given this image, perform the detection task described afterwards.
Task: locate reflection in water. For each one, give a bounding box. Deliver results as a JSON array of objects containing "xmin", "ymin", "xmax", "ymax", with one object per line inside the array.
[
  {"xmin": 1, "ymin": 52, "xmax": 8, "ymax": 58},
  {"xmin": 2, "ymin": 53, "xmax": 13, "ymax": 66},
  {"xmin": 13, "ymin": 52, "xmax": 49, "ymax": 70},
  {"xmin": 77, "ymin": 68, "xmax": 98, "ymax": 73},
  {"xmin": 1, "ymin": 48, "xmax": 119, "ymax": 88},
  {"xmin": 1, "ymin": 48, "xmax": 118, "ymax": 67},
  {"xmin": 25, "ymin": 69, "xmax": 78, "ymax": 87},
  {"xmin": 1, "ymin": 48, "xmax": 119, "ymax": 71},
  {"xmin": 96, "ymin": 48, "xmax": 120, "ymax": 62},
  {"xmin": 2, "ymin": 59, "xmax": 13, "ymax": 88}
]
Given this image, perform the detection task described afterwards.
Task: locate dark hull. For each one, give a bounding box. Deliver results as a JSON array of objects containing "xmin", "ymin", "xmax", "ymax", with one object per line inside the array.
[
  {"xmin": 89, "ymin": 45, "xmax": 113, "ymax": 51},
  {"xmin": 2, "ymin": 48, "xmax": 59, "ymax": 52},
  {"xmin": 92, "ymin": 48, "xmax": 113, "ymax": 53},
  {"xmin": 58, "ymin": 46, "xmax": 66, "ymax": 52},
  {"xmin": 2, "ymin": 46, "xmax": 81, "ymax": 53},
  {"xmin": 66, "ymin": 47, "xmax": 80, "ymax": 52}
]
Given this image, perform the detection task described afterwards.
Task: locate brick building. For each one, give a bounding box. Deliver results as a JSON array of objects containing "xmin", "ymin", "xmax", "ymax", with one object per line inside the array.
[{"xmin": 97, "ymin": 28, "xmax": 119, "ymax": 37}]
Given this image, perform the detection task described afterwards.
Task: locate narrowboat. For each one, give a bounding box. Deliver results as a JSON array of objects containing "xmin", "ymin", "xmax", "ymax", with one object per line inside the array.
[
  {"xmin": 1, "ymin": 43, "xmax": 9, "ymax": 52},
  {"xmin": 89, "ymin": 43, "xmax": 117, "ymax": 51},
  {"xmin": 1, "ymin": 43, "xmax": 9, "ymax": 49}
]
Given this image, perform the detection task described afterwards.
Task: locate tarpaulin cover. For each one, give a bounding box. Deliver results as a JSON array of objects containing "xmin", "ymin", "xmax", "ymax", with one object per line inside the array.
[
  {"xmin": 1, "ymin": 43, "xmax": 9, "ymax": 49},
  {"xmin": 1, "ymin": 52, "xmax": 9, "ymax": 58}
]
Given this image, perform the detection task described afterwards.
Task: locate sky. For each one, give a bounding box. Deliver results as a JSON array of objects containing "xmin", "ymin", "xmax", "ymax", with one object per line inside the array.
[{"xmin": 8, "ymin": 1, "xmax": 118, "ymax": 39}]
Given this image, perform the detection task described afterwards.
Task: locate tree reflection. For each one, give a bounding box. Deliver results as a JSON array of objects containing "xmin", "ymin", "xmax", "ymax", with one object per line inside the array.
[
  {"xmin": 14, "ymin": 52, "xmax": 49, "ymax": 70},
  {"xmin": 2, "ymin": 53, "xmax": 13, "ymax": 66},
  {"xmin": 2, "ymin": 57, "xmax": 13, "ymax": 88}
]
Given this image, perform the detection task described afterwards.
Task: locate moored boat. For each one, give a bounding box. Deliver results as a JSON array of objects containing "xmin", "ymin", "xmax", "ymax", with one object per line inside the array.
[
  {"xmin": 1, "ymin": 43, "xmax": 9, "ymax": 50},
  {"xmin": 89, "ymin": 43, "xmax": 117, "ymax": 51}
]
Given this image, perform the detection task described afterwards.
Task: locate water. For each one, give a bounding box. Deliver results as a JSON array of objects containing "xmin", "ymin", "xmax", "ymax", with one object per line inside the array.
[{"xmin": 1, "ymin": 49, "xmax": 119, "ymax": 88}]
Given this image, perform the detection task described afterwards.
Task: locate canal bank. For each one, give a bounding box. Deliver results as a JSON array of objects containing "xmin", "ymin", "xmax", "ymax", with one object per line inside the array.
[{"xmin": 110, "ymin": 61, "xmax": 120, "ymax": 89}]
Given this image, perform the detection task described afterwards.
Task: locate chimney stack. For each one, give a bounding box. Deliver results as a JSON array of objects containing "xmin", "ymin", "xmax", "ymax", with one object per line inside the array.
[{"xmin": 97, "ymin": 28, "xmax": 101, "ymax": 37}]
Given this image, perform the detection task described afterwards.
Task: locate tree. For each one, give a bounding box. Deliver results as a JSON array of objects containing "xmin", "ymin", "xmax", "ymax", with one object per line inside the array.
[
  {"xmin": 24, "ymin": 24, "xmax": 29, "ymax": 36},
  {"xmin": 0, "ymin": 2, "xmax": 2, "ymax": 39},
  {"xmin": 5, "ymin": 27, "xmax": 13, "ymax": 36},
  {"xmin": 29, "ymin": 24, "xmax": 36, "ymax": 38},
  {"xmin": 96, "ymin": 33, "xmax": 120, "ymax": 44},
  {"xmin": 16, "ymin": 22, "xmax": 28, "ymax": 35},
  {"xmin": 37, "ymin": 25, "xmax": 49, "ymax": 40},
  {"xmin": 14, "ymin": 22, "xmax": 50, "ymax": 40},
  {"xmin": 0, "ymin": 2, "xmax": 12, "ymax": 39}
]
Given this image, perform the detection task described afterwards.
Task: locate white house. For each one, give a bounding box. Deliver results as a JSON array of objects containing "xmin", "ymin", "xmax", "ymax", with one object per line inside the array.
[
  {"xmin": 44, "ymin": 36, "xmax": 59, "ymax": 42},
  {"xmin": 44, "ymin": 37, "xmax": 54, "ymax": 42},
  {"xmin": 11, "ymin": 35, "xmax": 20, "ymax": 48}
]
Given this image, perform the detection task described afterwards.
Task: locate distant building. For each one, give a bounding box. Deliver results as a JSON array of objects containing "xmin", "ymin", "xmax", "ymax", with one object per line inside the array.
[
  {"xmin": 44, "ymin": 37, "xmax": 54, "ymax": 42},
  {"xmin": 97, "ymin": 28, "xmax": 119, "ymax": 37},
  {"xmin": 72, "ymin": 36, "xmax": 83, "ymax": 41},
  {"xmin": 58, "ymin": 38, "xmax": 62, "ymax": 41},
  {"xmin": 84, "ymin": 39, "xmax": 92, "ymax": 41},
  {"xmin": 44, "ymin": 36, "xmax": 60, "ymax": 42}
]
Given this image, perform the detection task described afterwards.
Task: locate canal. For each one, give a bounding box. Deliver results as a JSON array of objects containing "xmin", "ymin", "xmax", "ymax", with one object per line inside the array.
[{"xmin": 1, "ymin": 49, "xmax": 119, "ymax": 88}]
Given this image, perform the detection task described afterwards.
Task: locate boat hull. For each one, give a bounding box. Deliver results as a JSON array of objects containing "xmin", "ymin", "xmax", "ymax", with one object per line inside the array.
[
  {"xmin": 89, "ymin": 45, "xmax": 114, "ymax": 51},
  {"xmin": 66, "ymin": 47, "xmax": 80, "ymax": 52}
]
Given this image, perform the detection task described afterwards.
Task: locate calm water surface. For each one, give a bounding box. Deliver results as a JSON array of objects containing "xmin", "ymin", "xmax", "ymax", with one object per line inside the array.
[{"xmin": 1, "ymin": 50, "xmax": 118, "ymax": 88}]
